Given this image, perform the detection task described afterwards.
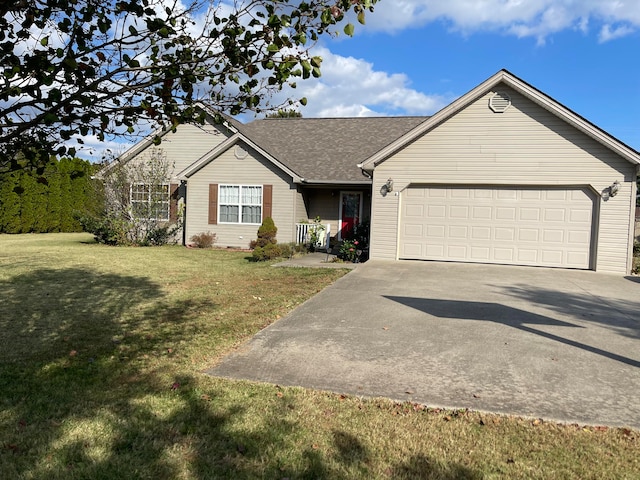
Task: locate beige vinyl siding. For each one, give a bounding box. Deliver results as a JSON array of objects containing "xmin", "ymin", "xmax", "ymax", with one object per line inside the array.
[
  {"xmin": 294, "ymin": 187, "xmax": 307, "ymax": 224},
  {"xmin": 370, "ymin": 85, "xmax": 635, "ymax": 273},
  {"xmin": 126, "ymin": 123, "xmax": 231, "ymax": 182},
  {"xmin": 185, "ymin": 144, "xmax": 297, "ymax": 248}
]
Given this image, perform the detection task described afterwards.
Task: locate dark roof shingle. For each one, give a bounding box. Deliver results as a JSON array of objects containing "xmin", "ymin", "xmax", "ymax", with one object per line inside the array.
[{"xmin": 239, "ymin": 116, "xmax": 428, "ymax": 182}]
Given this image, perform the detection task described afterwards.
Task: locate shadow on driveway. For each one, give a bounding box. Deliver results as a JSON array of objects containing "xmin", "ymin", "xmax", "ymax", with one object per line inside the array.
[{"xmin": 384, "ymin": 296, "xmax": 640, "ymax": 369}]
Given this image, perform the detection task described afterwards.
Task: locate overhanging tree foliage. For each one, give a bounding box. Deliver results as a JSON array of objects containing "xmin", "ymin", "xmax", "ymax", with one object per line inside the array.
[{"xmin": 1, "ymin": 0, "xmax": 379, "ymax": 172}]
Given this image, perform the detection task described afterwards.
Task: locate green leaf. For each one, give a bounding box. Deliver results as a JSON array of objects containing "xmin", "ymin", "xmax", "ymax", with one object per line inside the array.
[
  {"xmin": 40, "ymin": 36, "xmax": 48, "ymax": 47},
  {"xmin": 268, "ymin": 15, "xmax": 281, "ymax": 27},
  {"xmin": 300, "ymin": 97, "xmax": 307, "ymax": 106},
  {"xmin": 267, "ymin": 44, "xmax": 280, "ymax": 53},
  {"xmin": 344, "ymin": 23, "xmax": 355, "ymax": 36},
  {"xmin": 310, "ymin": 56, "xmax": 322, "ymax": 68},
  {"xmin": 129, "ymin": 25, "xmax": 138, "ymax": 36},
  {"xmin": 312, "ymin": 66, "xmax": 321, "ymax": 78},
  {"xmin": 357, "ymin": 11, "xmax": 366, "ymax": 25}
]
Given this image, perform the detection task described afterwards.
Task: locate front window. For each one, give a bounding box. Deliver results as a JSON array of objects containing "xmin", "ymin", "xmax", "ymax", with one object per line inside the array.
[
  {"xmin": 219, "ymin": 185, "xmax": 262, "ymax": 224},
  {"xmin": 130, "ymin": 183, "xmax": 170, "ymax": 221}
]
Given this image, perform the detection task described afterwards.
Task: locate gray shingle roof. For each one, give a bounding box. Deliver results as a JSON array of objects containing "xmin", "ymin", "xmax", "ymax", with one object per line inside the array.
[{"xmin": 238, "ymin": 116, "xmax": 428, "ymax": 183}]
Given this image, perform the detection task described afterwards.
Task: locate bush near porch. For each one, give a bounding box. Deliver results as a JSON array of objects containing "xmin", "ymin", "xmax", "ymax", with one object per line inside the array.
[{"xmin": 0, "ymin": 233, "xmax": 637, "ymax": 479}]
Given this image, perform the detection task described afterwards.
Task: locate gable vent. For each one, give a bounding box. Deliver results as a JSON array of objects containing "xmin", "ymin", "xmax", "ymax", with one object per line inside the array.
[{"xmin": 489, "ymin": 92, "xmax": 511, "ymax": 113}]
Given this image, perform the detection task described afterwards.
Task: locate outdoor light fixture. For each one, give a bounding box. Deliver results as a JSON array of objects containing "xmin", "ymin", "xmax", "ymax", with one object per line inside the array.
[
  {"xmin": 380, "ymin": 178, "xmax": 394, "ymax": 197},
  {"xmin": 609, "ymin": 180, "xmax": 620, "ymax": 197}
]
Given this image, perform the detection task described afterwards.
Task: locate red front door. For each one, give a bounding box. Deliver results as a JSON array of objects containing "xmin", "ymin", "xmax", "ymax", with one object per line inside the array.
[{"xmin": 340, "ymin": 192, "xmax": 362, "ymax": 239}]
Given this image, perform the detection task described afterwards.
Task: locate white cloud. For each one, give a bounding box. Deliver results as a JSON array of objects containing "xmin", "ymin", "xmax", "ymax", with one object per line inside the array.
[
  {"xmin": 599, "ymin": 23, "xmax": 635, "ymax": 42},
  {"xmin": 264, "ymin": 47, "xmax": 450, "ymax": 118},
  {"xmin": 365, "ymin": 0, "xmax": 640, "ymax": 43}
]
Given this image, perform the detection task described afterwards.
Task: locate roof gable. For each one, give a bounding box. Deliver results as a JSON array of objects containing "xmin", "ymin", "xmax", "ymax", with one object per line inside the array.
[
  {"xmin": 99, "ymin": 108, "xmax": 239, "ymax": 177},
  {"xmin": 359, "ymin": 69, "xmax": 640, "ymax": 170},
  {"xmin": 177, "ymin": 132, "xmax": 302, "ymax": 182}
]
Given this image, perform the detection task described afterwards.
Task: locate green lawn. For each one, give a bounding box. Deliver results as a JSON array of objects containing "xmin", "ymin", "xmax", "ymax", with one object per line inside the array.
[{"xmin": 0, "ymin": 234, "xmax": 637, "ymax": 479}]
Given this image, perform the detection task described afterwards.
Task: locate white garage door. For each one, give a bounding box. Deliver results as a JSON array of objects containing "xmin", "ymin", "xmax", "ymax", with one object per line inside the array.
[{"xmin": 400, "ymin": 186, "xmax": 595, "ymax": 269}]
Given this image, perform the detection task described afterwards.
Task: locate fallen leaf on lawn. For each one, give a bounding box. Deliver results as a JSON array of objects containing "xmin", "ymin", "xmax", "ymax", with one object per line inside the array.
[
  {"xmin": 382, "ymin": 326, "xmax": 389, "ymax": 330},
  {"xmin": 69, "ymin": 350, "xmax": 77, "ymax": 357},
  {"xmin": 472, "ymin": 394, "xmax": 481, "ymax": 398},
  {"xmin": 405, "ymin": 389, "xmax": 414, "ymax": 394},
  {"xmin": 532, "ymin": 419, "xmax": 542, "ymax": 426},
  {"xmin": 170, "ymin": 382, "xmax": 180, "ymax": 390},
  {"xmin": 276, "ymin": 392, "xmax": 284, "ymax": 398},
  {"xmin": 443, "ymin": 415, "xmax": 452, "ymax": 421},
  {"xmin": 312, "ymin": 444, "xmax": 319, "ymax": 450}
]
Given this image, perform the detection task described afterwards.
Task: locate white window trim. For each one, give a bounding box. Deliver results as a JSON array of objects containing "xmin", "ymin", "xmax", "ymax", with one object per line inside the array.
[
  {"xmin": 130, "ymin": 183, "xmax": 170, "ymax": 221},
  {"xmin": 218, "ymin": 184, "xmax": 263, "ymax": 225}
]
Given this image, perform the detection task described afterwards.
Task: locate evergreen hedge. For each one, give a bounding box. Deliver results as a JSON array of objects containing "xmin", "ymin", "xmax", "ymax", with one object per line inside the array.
[{"xmin": 0, "ymin": 157, "xmax": 102, "ymax": 233}]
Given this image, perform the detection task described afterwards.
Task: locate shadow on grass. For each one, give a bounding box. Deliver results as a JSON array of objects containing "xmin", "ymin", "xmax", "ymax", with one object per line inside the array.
[{"xmin": 0, "ymin": 267, "xmax": 482, "ymax": 479}]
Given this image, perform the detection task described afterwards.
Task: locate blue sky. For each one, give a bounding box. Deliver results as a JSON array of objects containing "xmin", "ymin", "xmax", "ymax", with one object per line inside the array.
[
  {"xmin": 260, "ymin": 0, "xmax": 640, "ymax": 151},
  {"xmin": 93, "ymin": 1, "xmax": 640, "ymax": 159}
]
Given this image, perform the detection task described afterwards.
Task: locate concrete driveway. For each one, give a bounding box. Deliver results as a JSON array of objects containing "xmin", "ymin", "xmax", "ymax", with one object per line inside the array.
[{"xmin": 208, "ymin": 260, "xmax": 640, "ymax": 429}]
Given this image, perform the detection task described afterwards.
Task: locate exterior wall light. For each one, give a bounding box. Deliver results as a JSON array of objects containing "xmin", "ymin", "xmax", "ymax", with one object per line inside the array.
[
  {"xmin": 380, "ymin": 178, "xmax": 394, "ymax": 197},
  {"xmin": 609, "ymin": 180, "xmax": 620, "ymax": 197}
]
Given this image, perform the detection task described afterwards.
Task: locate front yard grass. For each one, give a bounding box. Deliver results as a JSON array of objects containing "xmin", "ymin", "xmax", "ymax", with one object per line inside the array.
[{"xmin": 0, "ymin": 233, "xmax": 637, "ymax": 479}]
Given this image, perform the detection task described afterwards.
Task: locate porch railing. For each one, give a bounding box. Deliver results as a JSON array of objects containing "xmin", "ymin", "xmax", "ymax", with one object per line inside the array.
[{"xmin": 295, "ymin": 223, "xmax": 331, "ymax": 248}]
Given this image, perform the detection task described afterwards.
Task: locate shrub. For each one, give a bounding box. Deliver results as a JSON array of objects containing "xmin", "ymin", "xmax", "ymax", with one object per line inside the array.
[
  {"xmin": 251, "ymin": 242, "xmax": 292, "ymax": 261},
  {"xmin": 190, "ymin": 231, "xmax": 217, "ymax": 248},
  {"xmin": 349, "ymin": 218, "xmax": 370, "ymax": 249},
  {"xmin": 76, "ymin": 212, "xmax": 129, "ymax": 245},
  {"xmin": 338, "ymin": 239, "xmax": 361, "ymax": 263},
  {"xmin": 307, "ymin": 216, "xmax": 325, "ymax": 250},
  {"xmin": 250, "ymin": 216, "xmax": 278, "ymax": 249},
  {"xmin": 141, "ymin": 224, "xmax": 180, "ymax": 246}
]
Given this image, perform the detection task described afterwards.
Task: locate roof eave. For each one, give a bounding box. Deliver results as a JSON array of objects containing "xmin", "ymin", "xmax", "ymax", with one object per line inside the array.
[{"xmin": 299, "ymin": 179, "xmax": 372, "ymax": 186}]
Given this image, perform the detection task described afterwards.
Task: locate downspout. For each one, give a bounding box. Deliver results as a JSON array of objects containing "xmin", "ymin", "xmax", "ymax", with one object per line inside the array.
[
  {"xmin": 633, "ymin": 165, "xmax": 640, "ymax": 273},
  {"xmin": 181, "ymin": 180, "xmax": 188, "ymax": 247}
]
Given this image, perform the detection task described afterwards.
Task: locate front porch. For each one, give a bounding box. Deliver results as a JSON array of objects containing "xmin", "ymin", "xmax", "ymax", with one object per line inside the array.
[{"xmin": 294, "ymin": 185, "xmax": 372, "ymax": 245}]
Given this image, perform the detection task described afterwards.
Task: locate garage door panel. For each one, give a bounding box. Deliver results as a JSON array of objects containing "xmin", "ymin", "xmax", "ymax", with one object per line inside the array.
[
  {"xmin": 470, "ymin": 246, "xmax": 490, "ymax": 260},
  {"xmin": 400, "ymin": 186, "xmax": 594, "ymax": 269},
  {"xmin": 473, "ymin": 206, "xmax": 492, "ymax": 219},
  {"xmin": 472, "ymin": 226, "xmax": 491, "ymax": 240},
  {"xmin": 448, "ymin": 225, "xmax": 468, "ymax": 238},
  {"xmin": 518, "ymin": 229, "xmax": 539, "ymax": 242}
]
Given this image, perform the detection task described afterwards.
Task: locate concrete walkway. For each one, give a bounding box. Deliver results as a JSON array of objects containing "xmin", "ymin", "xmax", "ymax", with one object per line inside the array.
[
  {"xmin": 273, "ymin": 252, "xmax": 359, "ymax": 269},
  {"xmin": 208, "ymin": 260, "xmax": 640, "ymax": 429}
]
